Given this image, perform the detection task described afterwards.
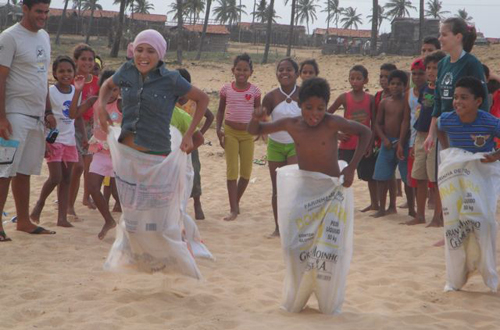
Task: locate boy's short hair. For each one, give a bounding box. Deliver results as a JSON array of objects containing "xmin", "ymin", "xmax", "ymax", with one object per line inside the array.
[
  {"xmin": 299, "ymin": 59, "xmax": 319, "ymax": 75},
  {"xmin": 73, "ymin": 43, "xmax": 96, "ymax": 60},
  {"xmin": 388, "ymin": 70, "xmax": 408, "ymax": 86},
  {"xmin": 423, "ymin": 36, "xmax": 441, "ymax": 50},
  {"xmin": 177, "ymin": 68, "xmax": 191, "ymax": 83},
  {"xmin": 350, "ymin": 65, "xmax": 368, "ymax": 79},
  {"xmin": 233, "ymin": 53, "xmax": 253, "ymax": 71},
  {"xmin": 298, "ymin": 77, "xmax": 330, "ymax": 106},
  {"xmin": 52, "ymin": 55, "xmax": 75, "ymax": 80},
  {"xmin": 23, "ymin": 0, "xmax": 51, "ymax": 8},
  {"xmin": 380, "ymin": 63, "xmax": 397, "ymax": 72},
  {"xmin": 99, "ymin": 70, "xmax": 116, "ymax": 87},
  {"xmin": 424, "ymin": 50, "xmax": 446, "ymax": 67},
  {"xmin": 482, "ymin": 64, "xmax": 490, "ymax": 80},
  {"xmin": 278, "ymin": 57, "xmax": 299, "ymax": 73},
  {"xmin": 455, "ymin": 76, "xmax": 486, "ymax": 101}
]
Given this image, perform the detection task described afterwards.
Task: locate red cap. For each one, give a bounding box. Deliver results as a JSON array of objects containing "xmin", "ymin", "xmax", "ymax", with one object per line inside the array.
[{"xmin": 411, "ymin": 58, "xmax": 425, "ymax": 71}]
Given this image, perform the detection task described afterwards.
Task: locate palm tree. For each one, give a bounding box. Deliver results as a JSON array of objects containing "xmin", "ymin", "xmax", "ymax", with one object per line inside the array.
[
  {"xmin": 82, "ymin": 0, "xmax": 103, "ymax": 44},
  {"xmin": 425, "ymin": 0, "xmax": 449, "ymax": 19},
  {"xmin": 110, "ymin": 0, "xmax": 127, "ymax": 57},
  {"xmin": 322, "ymin": 0, "xmax": 342, "ymax": 32},
  {"xmin": 285, "ymin": 0, "xmax": 296, "ymax": 56},
  {"xmin": 295, "ymin": 0, "xmax": 318, "ymax": 35},
  {"xmin": 261, "ymin": 0, "xmax": 274, "ymax": 63},
  {"xmin": 168, "ymin": 1, "xmax": 189, "ymax": 21},
  {"xmin": 457, "ymin": 8, "xmax": 473, "ymax": 22},
  {"xmin": 213, "ymin": 0, "xmax": 246, "ymax": 27},
  {"xmin": 133, "ymin": 0, "xmax": 154, "ymax": 14},
  {"xmin": 176, "ymin": 0, "xmax": 184, "ymax": 64},
  {"xmin": 341, "ymin": 7, "xmax": 362, "ymax": 29},
  {"xmin": 367, "ymin": 4, "xmax": 386, "ymax": 30},
  {"xmin": 384, "ymin": 0, "xmax": 416, "ymax": 20},
  {"xmin": 185, "ymin": 0, "xmax": 205, "ymax": 25},
  {"xmin": 369, "ymin": 0, "xmax": 378, "ymax": 56},
  {"xmin": 419, "ymin": 0, "xmax": 424, "ymax": 47},
  {"xmin": 253, "ymin": 0, "xmax": 267, "ymax": 22},
  {"xmin": 196, "ymin": 0, "xmax": 212, "ymax": 60},
  {"xmin": 55, "ymin": 0, "xmax": 70, "ymax": 45}
]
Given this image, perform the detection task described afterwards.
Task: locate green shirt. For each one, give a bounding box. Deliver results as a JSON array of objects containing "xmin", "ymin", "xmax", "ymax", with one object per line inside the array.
[
  {"xmin": 432, "ymin": 52, "xmax": 489, "ymax": 117},
  {"xmin": 170, "ymin": 106, "xmax": 192, "ymax": 135}
]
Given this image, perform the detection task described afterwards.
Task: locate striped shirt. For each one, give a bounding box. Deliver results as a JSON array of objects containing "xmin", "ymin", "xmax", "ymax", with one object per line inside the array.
[
  {"xmin": 220, "ymin": 82, "xmax": 261, "ymax": 123},
  {"xmin": 437, "ymin": 110, "xmax": 500, "ymax": 153}
]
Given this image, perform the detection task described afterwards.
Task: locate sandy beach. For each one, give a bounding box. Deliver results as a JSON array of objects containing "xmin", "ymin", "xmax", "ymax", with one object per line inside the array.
[{"xmin": 1, "ymin": 44, "xmax": 500, "ymax": 329}]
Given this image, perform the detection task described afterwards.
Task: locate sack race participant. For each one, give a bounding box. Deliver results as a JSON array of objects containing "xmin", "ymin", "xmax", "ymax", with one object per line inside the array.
[
  {"xmin": 104, "ymin": 126, "xmax": 202, "ymax": 279},
  {"xmin": 438, "ymin": 148, "xmax": 500, "ymax": 292},
  {"xmin": 277, "ymin": 161, "xmax": 354, "ymax": 314}
]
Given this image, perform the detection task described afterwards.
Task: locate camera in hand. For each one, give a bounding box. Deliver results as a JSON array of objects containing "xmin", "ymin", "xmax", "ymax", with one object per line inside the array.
[{"xmin": 46, "ymin": 128, "xmax": 59, "ymax": 144}]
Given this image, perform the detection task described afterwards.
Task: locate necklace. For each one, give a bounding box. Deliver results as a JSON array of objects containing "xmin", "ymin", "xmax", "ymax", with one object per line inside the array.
[{"xmin": 279, "ymin": 85, "xmax": 297, "ymax": 103}]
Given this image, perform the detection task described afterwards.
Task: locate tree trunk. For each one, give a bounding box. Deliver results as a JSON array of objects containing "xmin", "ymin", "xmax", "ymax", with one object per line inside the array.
[
  {"xmin": 370, "ymin": 0, "xmax": 378, "ymax": 56},
  {"xmin": 85, "ymin": 5, "xmax": 95, "ymax": 44},
  {"xmin": 55, "ymin": 0, "xmax": 69, "ymax": 45},
  {"xmin": 286, "ymin": 0, "xmax": 296, "ymax": 56},
  {"xmin": 262, "ymin": 0, "xmax": 274, "ymax": 64},
  {"xmin": 419, "ymin": 0, "xmax": 424, "ymax": 48},
  {"xmin": 196, "ymin": 0, "xmax": 212, "ymax": 60},
  {"xmin": 110, "ymin": 0, "xmax": 127, "ymax": 57},
  {"xmin": 177, "ymin": 0, "xmax": 183, "ymax": 65}
]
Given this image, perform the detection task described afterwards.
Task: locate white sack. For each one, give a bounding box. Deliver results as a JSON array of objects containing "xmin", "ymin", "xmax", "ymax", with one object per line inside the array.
[
  {"xmin": 104, "ymin": 126, "xmax": 202, "ymax": 279},
  {"xmin": 182, "ymin": 155, "xmax": 214, "ymax": 260},
  {"xmin": 438, "ymin": 148, "xmax": 500, "ymax": 292},
  {"xmin": 277, "ymin": 162, "xmax": 354, "ymax": 315}
]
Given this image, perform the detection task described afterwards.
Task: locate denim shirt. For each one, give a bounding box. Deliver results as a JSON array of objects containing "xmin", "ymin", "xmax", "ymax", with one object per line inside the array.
[{"xmin": 112, "ymin": 60, "xmax": 192, "ymax": 153}]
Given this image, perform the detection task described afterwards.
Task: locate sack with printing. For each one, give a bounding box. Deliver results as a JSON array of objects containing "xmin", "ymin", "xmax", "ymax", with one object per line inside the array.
[
  {"xmin": 277, "ymin": 162, "xmax": 354, "ymax": 314},
  {"xmin": 438, "ymin": 148, "xmax": 500, "ymax": 292},
  {"xmin": 104, "ymin": 126, "xmax": 202, "ymax": 279}
]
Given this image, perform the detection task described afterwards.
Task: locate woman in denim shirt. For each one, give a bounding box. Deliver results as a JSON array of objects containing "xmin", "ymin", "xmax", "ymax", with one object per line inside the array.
[{"xmin": 96, "ymin": 29, "xmax": 208, "ymax": 155}]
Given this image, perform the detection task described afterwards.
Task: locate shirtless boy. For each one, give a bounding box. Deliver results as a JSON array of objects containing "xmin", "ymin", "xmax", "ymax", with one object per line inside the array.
[
  {"xmin": 372, "ymin": 70, "xmax": 413, "ymax": 218},
  {"xmin": 247, "ymin": 77, "xmax": 371, "ymax": 186}
]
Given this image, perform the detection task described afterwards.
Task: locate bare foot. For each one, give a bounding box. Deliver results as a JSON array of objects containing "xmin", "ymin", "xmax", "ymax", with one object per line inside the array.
[
  {"xmin": 399, "ymin": 202, "xmax": 408, "ymax": 209},
  {"xmin": 194, "ymin": 206, "xmax": 205, "ymax": 220},
  {"xmin": 386, "ymin": 207, "xmax": 397, "ymax": 215},
  {"xmin": 401, "ymin": 217, "xmax": 425, "ymax": 225},
  {"xmin": 83, "ymin": 198, "xmax": 97, "ymax": 210},
  {"xmin": 267, "ymin": 229, "xmax": 280, "ymax": 238},
  {"xmin": 57, "ymin": 219, "xmax": 74, "ymax": 227},
  {"xmin": 112, "ymin": 204, "xmax": 122, "ymax": 213},
  {"xmin": 360, "ymin": 205, "xmax": 379, "ymax": 212},
  {"xmin": 98, "ymin": 220, "xmax": 116, "ymax": 240},
  {"xmin": 30, "ymin": 201, "xmax": 44, "ymax": 224},
  {"xmin": 371, "ymin": 210, "xmax": 386, "ymax": 218},
  {"xmin": 67, "ymin": 207, "xmax": 77, "ymax": 217},
  {"xmin": 433, "ymin": 239, "xmax": 445, "ymax": 247},
  {"xmin": 408, "ymin": 209, "xmax": 417, "ymax": 218},
  {"xmin": 223, "ymin": 212, "xmax": 238, "ymax": 221},
  {"xmin": 426, "ymin": 218, "xmax": 443, "ymax": 228}
]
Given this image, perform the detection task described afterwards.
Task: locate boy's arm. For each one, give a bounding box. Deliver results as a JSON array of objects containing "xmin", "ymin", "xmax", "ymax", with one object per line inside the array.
[
  {"xmin": 374, "ymin": 99, "xmax": 390, "ymax": 149},
  {"xmin": 328, "ymin": 115, "xmax": 371, "ymax": 187},
  {"xmin": 367, "ymin": 96, "xmax": 376, "ymax": 154},
  {"xmin": 216, "ymin": 95, "xmax": 226, "ymax": 148},
  {"xmin": 199, "ymin": 108, "xmax": 214, "ymax": 135},
  {"xmin": 327, "ymin": 93, "xmax": 346, "ymax": 114},
  {"xmin": 44, "ymin": 87, "xmax": 56, "ymax": 129},
  {"xmin": 247, "ymin": 106, "xmax": 292, "ymax": 136},
  {"xmin": 182, "ymin": 86, "xmax": 209, "ymax": 152},
  {"xmin": 396, "ymin": 102, "xmax": 411, "ymax": 160},
  {"xmin": 192, "ymin": 131, "xmax": 204, "ymax": 151}
]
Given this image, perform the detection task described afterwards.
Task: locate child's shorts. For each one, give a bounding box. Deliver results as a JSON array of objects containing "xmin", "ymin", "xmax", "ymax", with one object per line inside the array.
[
  {"xmin": 224, "ymin": 124, "xmax": 254, "ymax": 181},
  {"xmin": 406, "ymin": 147, "xmax": 417, "ymax": 188},
  {"xmin": 357, "ymin": 149, "xmax": 378, "ymax": 182},
  {"xmin": 373, "ymin": 137, "xmax": 409, "ymax": 184},
  {"xmin": 267, "ymin": 138, "xmax": 296, "ymax": 162},
  {"xmin": 412, "ymin": 132, "xmax": 437, "ymax": 182},
  {"xmin": 89, "ymin": 151, "xmax": 114, "ymax": 177},
  {"xmin": 338, "ymin": 149, "xmax": 355, "ymax": 163},
  {"xmin": 45, "ymin": 143, "xmax": 78, "ymax": 163}
]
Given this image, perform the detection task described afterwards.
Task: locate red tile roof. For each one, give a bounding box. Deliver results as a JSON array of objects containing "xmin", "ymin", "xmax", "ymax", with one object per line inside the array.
[
  {"xmin": 314, "ymin": 28, "xmax": 372, "ymax": 38},
  {"xmin": 238, "ymin": 21, "xmax": 306, "ymax": 31},
  {"xmin": 184, "ymin": 24, "xmax": 229, "ymax": 35},
  {"xmin": 130, "ymin": 13, "xmax": 166, "ymax": 23},
  {"xmin": 49, "ymin": 8, "xmax": 119, "ymax": 18}
]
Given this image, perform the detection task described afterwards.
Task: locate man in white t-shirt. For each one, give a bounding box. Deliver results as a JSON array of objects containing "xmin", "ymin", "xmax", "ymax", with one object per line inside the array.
[{"xmin": 0, "ymin": 0, "xmax": 56, "ymax": 241}]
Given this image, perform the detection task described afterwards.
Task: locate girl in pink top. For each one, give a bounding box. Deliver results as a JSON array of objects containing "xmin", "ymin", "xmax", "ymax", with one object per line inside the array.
[{"xmin": 216, "ymin": 53, "xmax": 261, "ymax": 221}]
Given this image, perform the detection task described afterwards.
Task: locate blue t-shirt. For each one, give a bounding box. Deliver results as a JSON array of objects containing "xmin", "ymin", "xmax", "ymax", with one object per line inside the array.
[
  {"xmin": 414, "ymin": 84, "xmax": 435, "ymax": 132},
  {"xmin": 437, "ymin": 110, "xmax": 500, "ymax": 153}
]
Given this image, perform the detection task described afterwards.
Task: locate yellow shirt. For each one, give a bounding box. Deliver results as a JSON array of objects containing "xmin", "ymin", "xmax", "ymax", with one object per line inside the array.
[{"xmin": 177, "ymin": 99, "xmax": 197, "ymax": 118}]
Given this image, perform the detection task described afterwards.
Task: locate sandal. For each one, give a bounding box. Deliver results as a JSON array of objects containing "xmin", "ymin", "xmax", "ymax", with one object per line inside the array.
[{"xmin": 0, "ymin": 230, "xmax": 12, "ymax": 242}]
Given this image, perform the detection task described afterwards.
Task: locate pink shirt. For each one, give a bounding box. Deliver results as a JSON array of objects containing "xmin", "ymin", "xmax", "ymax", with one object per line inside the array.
[{"xmin": 220, "ymin": 82, "xmax": 261, "ymax": 123}]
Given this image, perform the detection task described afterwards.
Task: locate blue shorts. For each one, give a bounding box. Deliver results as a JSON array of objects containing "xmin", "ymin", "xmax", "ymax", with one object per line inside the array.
[{"xmin": 373, "ymin": 137, "xmax": 409, "ymax": 184}]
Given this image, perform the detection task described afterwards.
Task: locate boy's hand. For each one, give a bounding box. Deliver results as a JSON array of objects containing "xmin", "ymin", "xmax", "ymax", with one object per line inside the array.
[
  {"xmin": 423, "ymin": 134, "xmax": 435, "ymax": 153},
  {"xmin": 253, "ymin": 106, "xmax": 267, "ymax": 121},
  {"xmin": 0, "ymin": 117, "xmax": 12, "ymax": 140},
  {"xmin": 216, "ymin": 129, "xmax": 225, "ymax": 149},
  {"xmin": 481, "ymin": 152, "xmax": 500, "ymax": 163},
  {"xmin": 45, "ymin": 114, "xmax": 56, "ymax": 129},
  {"xmin": 338, "ymin": 132, "xmax": 349, "ymax": 142},
  {"xmin": 181, "ymin": 134, "xmax": 194, "ymax": 153},
  {"xmin": 396, "ymin": 143, "xmax": 405, "ymax": 160},
  {"xmin": 409, "ymin": 147, "xmax": 415, "ymax": 159},
  {"xmin": 341, "ymin": 164, "xmax": 356, "ymax": 188},
  {"xmin": 364, "ymin": 144, "xmax": 373, "ymax": 157},
  {"xmin": 74, "ymin": 75, "xmax": 86, "ymax": 91},
  {"xmin": 383, "ymin": 138, "xmax": 392, "ymax": 150}
]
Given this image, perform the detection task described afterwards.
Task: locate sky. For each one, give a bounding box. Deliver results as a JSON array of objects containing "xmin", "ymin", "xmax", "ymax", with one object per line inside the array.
[{"xmin": 49, "ymin": 0, "xmax": 500, "ymax": 38}]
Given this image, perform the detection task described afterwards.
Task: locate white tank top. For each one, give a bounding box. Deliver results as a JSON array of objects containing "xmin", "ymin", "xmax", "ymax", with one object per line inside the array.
[
  {"xmin": 269, "ymin": 86, "xmax": 301, "ymax": 144},
  {"xmin": 408, "ymin": 89, "xmax": 419, "ymax": 147}
]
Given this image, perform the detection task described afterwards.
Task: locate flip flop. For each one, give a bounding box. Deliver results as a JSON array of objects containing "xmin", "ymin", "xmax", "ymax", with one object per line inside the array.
[
  {"xmin": 0, "ymin": 230, "xmax": 11, "ymax": 242},
  {"xmin": 29, "ymin": 226, "xmax": 56, "ymax": 235}
]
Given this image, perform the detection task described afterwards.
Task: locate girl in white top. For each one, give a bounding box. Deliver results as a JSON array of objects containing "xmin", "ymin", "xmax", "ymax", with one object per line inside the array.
[
  {"xmin": 261, "ymin": 58, "xmax": 301, "ymax": 237},
  {"xmin": 30, "ymin": 56, "xmax": 94, "ymax": 228}
]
